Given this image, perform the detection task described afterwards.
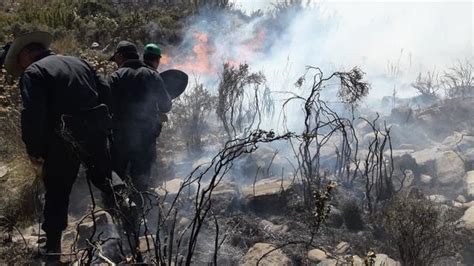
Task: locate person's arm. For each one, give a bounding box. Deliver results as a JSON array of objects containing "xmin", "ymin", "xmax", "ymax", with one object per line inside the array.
[
  {"xmin": 94, "ymin": 70, "xmax": 111, "ymax": 107},
  {"xmin": 108, "ymin": 72, "xmax": 120, "ymax": 117},
  {"xmin": 84, "ymin": 60, "xmax": 111, "ymax": 107},
  {"xmin": 20, "ymin": 68, "xmax": 48, "ymax": 158}
]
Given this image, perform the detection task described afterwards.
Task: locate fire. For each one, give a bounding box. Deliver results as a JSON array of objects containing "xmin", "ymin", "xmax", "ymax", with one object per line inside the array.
[
  {"xmin": 173, "ymin": 32, "xmax": 213, "ymax": 75},
  {"xmin": 161, "ymin": 27, "xmax": 268, "ymax": 76},
  {"xmin": 160, "ymin": 54, "xmax": 171, "ymax": 65}
]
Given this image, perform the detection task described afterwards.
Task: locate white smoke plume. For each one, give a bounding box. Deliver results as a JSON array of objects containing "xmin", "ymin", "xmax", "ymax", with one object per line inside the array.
[{"xmin": 161, "ymin": 0, "xmax": 472, "ymax": 101}]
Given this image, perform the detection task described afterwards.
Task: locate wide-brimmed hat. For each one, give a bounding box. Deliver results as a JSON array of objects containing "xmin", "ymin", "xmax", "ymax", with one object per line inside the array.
[
  {"xmin": 4, "ymin": 31, "xmax": 53, "ymax": 77},
  {"xmin": 109, "ymin": 41, "xmax": 138, "ymax": 61}
]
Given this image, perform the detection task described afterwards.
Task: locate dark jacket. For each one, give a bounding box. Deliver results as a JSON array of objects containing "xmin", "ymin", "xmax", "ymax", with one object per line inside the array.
[
  {"xmin": 109, "ymin": 59, "xmax": 171, "ymax": 132},
  {"xmin": 20, "ymin": 52, "xmax": 110, "ymax": 158}
]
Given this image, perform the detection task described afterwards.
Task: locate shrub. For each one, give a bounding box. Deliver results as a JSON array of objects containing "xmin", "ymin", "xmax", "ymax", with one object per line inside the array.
[
  {"xmin": 341, "ymin": 201, "xmax": 364, "ymax": 231},
  {"xmin": 442, "ymin": 60, "xmax": 474, "ymax": 98},
  {"xmin": 169, "ymin": 83, "xmax": 216, "ymax": 152},
  {"xmin": 383, "ymin": 195, "xmax": 462, "ymax": 266}
]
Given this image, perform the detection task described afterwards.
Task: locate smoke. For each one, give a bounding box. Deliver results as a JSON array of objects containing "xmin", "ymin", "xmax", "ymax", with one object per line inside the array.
[{"xmin": 162, "ymin": 1, "xmax": 473, "ymax": 102}]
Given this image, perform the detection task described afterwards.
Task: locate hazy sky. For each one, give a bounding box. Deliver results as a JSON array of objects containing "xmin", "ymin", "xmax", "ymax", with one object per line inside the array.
[{"xmin": 229, "ymin": 0, "xmax": 473, "ymax": 98}]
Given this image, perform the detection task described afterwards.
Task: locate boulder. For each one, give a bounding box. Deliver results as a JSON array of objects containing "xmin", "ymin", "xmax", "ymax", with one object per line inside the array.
[
  {"xmin": 259, "ymin": 220, "xmax": 289, "ymax": 235},
  {"xmin": 461, "ymin": 206, "xmax": 474, "ymax": 230},
  {"xmin": 420, "ymin": 174, "xmax": 433, "ymax": 184},
  {"xmin": 456, "ymin": 195, "xmax": 466, "ymax": 203},
  {"xmin": 242, "ymin": 178, "xmax": 293, "ymax": 214},
  {"xmin": 428, "ymin": 194, "xmax": 449, "ymax": 204},
  {"xmin": 211, "ymin": 181, "xmax": 241, "ymax": 213},
  {"xmin": 435, "ymin": 151, "xmax": 465, "ymax": 184},
  {"xmin": 238, "ymin": 146, "xmax": 287, "ymax": 180},
  {"xmin": 317, "ymin": 258, "xmax": 339, "ymax": 266},
  {"xmin": 154, "ymin": 178, "xmax": 197, "ymax": 199},
  {"xmin": 351, "ymin": 255, "xmax": 365, "ymax": 266},
  {"xmin": 334, "ymin": 241, "xmax": 350, "ymax": 255},
  {"xmin": 307, "ymin": 248, "xmax": 327, "ymax": 263},
  {"xmin": 441, "ymin": 132, "xmax": 474, "ymax": 153},
  {"xmin": 411, "ymin": 148, "xmax": 441, "ymax": 174},
  {"xmin": 138, "ymin": 235, "xmax": 155, "ymax": 253},
  {"xmin": 464, "ymin": 201, "xmax": 474, "ymax": 208},
  {"xmin": 465, "ymin": 171, "xmax": 474, "ymax": 199},
  {"xmin": 240, "ymin": 243, "xmax": 292, "ymax": 266},
  {"xmin": 374, "ymin": 254, "xmax": 401, "ymax": 266},
  {"xmin": 461, "ymin": 148, "xmax": 474, "ymax": 168},
  {"xmin": 0, "ymin": 165, "xmax": 7, "ymax": 179}
]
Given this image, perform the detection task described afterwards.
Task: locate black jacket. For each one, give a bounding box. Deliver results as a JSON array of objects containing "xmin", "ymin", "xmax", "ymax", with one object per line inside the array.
[
  {"xmin": 20, "ymin": 52, "xmax": 110, "ymax": 158},
  {"xmin": 109, "ymin": 59, "xmax": 171, "ymax": 131}
]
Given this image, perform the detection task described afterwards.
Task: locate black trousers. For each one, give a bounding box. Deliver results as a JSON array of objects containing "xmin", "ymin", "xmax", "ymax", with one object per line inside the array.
[
  {"xmin": 41, "ymin": 134, "xmax": 115, "ymax": 234},
  {"xmin": 111, "ymin": 125, "xmax": 161, "ymax": 193}
]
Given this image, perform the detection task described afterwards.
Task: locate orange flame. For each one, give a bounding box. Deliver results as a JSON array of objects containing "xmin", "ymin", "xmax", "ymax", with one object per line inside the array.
[
  {"xmin": 162, "ymin": 28, "xmax": 267, "ymax": 75},
  {"xmin": 173, "ymin": 32, "xmax": 213, "ymax": 75},
  {"xmin": 160, "ymin": 54, "xmax": 171, "ymax": 65}
]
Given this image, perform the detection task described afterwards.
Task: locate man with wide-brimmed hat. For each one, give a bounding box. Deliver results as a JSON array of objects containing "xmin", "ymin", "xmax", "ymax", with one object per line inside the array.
[{"xmin": 0, "ymin": 31, "xmax": 123, "ymax": 259}]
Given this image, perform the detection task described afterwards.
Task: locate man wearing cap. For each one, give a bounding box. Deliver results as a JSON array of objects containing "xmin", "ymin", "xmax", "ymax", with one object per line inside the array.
[
  {"xmin": 108, "ymin": 41, "xmax": 172, "ymax": 197},
  {"xmin": 0, "ymin": 32, "xmax": 122, "ymax": 258},
  {"xmin": 143, "ymin": 43, "xmax": 162, "ymax": 70}
]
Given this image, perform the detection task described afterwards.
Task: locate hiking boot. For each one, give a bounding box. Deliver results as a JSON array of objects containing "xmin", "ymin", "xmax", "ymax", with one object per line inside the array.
[{"xmin": 41, "ymin": 230, "xmax": 62, "ymax": 262}]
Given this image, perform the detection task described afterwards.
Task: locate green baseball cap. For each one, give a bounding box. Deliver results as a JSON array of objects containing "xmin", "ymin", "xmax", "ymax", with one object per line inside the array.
[{"xmin": 144, "ymin": 43, "xmax": 161, "ymax": 57}]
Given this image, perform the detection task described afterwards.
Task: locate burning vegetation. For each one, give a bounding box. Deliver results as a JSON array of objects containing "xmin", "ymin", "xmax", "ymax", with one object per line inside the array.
[{"xmin": 0, "ymin": 0, "xmax": 474, "ymax": 265}]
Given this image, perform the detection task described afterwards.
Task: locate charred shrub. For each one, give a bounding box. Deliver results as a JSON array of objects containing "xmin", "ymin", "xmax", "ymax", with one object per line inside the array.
[
  {"xmin": 169, "ymin": 83, "xmax": 216, "ymax": 152},
  {"xmin": 341, "ymin": 201, "xmax": 364, "ymax": 231},
  {"xmin": 216, "ymin": 63, "xmax": 266, "ymax": 140},
  {"xmin": 442, "ymin": 60, "xmax": 474, "ymax": 98},
  {"xmin": 383, "ymin": 195, "xmax": 462, "ymax": 266}
]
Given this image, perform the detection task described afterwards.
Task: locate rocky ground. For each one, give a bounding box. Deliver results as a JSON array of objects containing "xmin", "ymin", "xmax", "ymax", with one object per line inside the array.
[{"xmin": 1, "ymin": 94, "xmax": 474, "ymax": 264}]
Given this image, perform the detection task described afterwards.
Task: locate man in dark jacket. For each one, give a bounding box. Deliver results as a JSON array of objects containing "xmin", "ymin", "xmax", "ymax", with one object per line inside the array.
[
  {"xmin": 109, "ymin": 41, "xmax": 171, "ymax": 194},
  {"xmin": 1, "ymin": 32, "xmax": 121, "ymax": 257}
]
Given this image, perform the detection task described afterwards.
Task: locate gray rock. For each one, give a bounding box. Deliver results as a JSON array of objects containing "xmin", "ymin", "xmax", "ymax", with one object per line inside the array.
[
  {"xmin": 441, "ymin": 132, "xmax": 474, "ymax": 153},
  {"xmin": 243, "ymin": 178, "xmax": 293, "ymax": 214},
  {"xmin": 259, "ymin": 220, "xmax": 289, "ymax": 235},
  {"xmin": 374, "ymin": 254, "xmax": 401, "ymax": 266},
  {"xmin": 318, "ymin": 258, "xmax": 339, "ymax": 266},
  {"xmin": 154, "ymin": 178, "xmax": 197, "ymax": 199},
  {"xmin": 307, "ymin": 248, "xmax": 328, "ymax": 263},
  {"xmin": 211, "ymin": 181, "xmax": 241, "ymax": 213},
  {"xmin": 0, "ymin": 165, "xmax": 8, "ymax": 178},
  {"xmin": 334, "ymin": 241, "xmax": 350, "ymax": 255},
  {"xmin": 420, "ymin": 174, "xmax": 432, "ymax": 184},
  {"xmin": 457, "ymin": 195, "xmax": 467, "ymax": 203},
  {"xmin": 465, "ymin": 171, "xmax": 474, "ymax": 199},
  {"xmin": 461, "ymin": 206, "xmax": 474, "ymax": 230},
  {"xmin": 240, "ymin": 243, "xmax": 292, "ymax": 266},
  {"xmin": 428, "ymin": 194, "xmax": 449, "ymax": 204},
  {"xmin": 434, "ymin": 151, "xmax": 465, "ymax": 184}
]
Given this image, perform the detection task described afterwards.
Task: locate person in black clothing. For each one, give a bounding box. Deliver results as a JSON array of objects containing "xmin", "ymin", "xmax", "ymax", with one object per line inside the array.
[
  {"xmin": 1, "ymin": 32, "xmax": 122, "ymax": 257},
  {"xmin": 109, "ymin": 41, "xmax": 171, "ymax": 194}
]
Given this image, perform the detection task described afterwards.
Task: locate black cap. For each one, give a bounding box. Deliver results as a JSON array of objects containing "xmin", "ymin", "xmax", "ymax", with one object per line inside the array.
[
  {"xmin": 109, "ymin": 41, "xmax": 138, "ymax": 61},
  {"xmin": 0, "ymin": 42, "xmax": 12, "ymax": 67}
]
